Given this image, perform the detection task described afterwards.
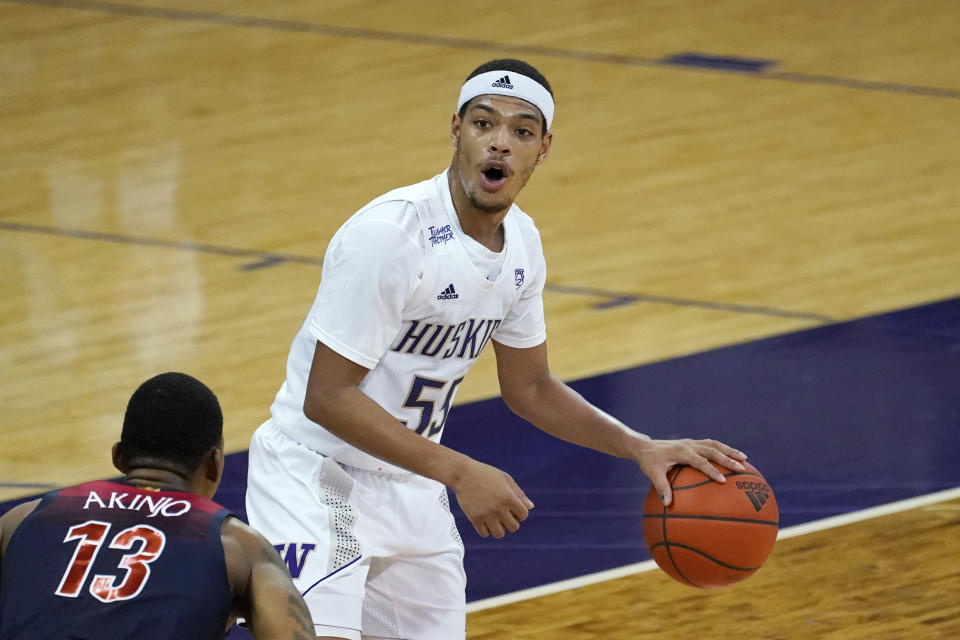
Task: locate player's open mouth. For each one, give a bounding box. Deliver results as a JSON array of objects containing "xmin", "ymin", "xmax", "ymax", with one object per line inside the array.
[{"xmin": 480, "ymin": 164, "xmax": 508, "ymax": 191}]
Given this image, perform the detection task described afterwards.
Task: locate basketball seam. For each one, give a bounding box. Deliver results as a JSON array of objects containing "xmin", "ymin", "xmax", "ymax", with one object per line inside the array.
[
  {"xmin": 671, "ymin": 470, "xmax": 765, "ymax": 491},
  {"xmin": 648, "ymin": 541, "xmax": 762, "ymax": 572},
  {"xmin": 661, "ymin": 467, "xmax": 699, "ymax": 588},
  {"xmin": 643, "ymin": 513, "xmax": 779, "ymax": 526}
]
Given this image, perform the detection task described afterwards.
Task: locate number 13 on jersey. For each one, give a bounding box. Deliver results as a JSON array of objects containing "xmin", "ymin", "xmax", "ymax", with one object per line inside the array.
[{"xmin": 56, "ymin": 520, "xmax": 166, "ymax": 603}]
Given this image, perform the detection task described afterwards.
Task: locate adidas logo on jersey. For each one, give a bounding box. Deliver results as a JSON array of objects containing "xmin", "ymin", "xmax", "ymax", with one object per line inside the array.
[
  {"xmin": 491, "ymin": 75, "xmax": 513, "ymax": 89},
  {"xmin": 437, "ymin": 284, "xmax": 459, "ymax": 300}
]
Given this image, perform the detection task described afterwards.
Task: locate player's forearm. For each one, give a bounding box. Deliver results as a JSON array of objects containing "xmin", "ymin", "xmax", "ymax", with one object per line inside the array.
[
  {"xmin": 248, "ymin": 591, "xmax": 315, "ymax": 640},
  {"xmin": 506, "ymin": 374, "xmax": 649, "ymax": 458},
  {"xmin": 303, "ymin": 384, "xmax": 472, "ymax": 486},
  {"xmin": 245, "ymin": 547, "xmax": 317, "ymax": 639}
]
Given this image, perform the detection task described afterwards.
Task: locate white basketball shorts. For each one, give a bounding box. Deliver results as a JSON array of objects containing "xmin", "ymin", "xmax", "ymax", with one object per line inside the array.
[{"xmin": 245, "ymin": 420, "xmax": 466, "ymax": 640}]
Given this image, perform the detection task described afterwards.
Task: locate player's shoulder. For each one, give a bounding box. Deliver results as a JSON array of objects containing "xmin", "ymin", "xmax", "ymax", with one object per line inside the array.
[
  {"xmin": 219, "ymin": 516, "xmax": 255, "ymax": 577},
  {"xmin": 220, "ymin": 516, "xmax": 274, "ymax": 559},
  {"xmin": 366, "ymin": 173, "xmax": 439, "ymax": 208},
  {"xmin": 507, "ymin": 204, "xmax": 541, "ymax": 236},
  {"xmin": 1, "ymin": 498, "xmax": 42, "ymax": 523},
  {"xmin": 0, "ymin": 498, "xmax": 42, "ymax": 557},
  {"xmin": 352, "ymin": 174, "xmax": 440, "ymax": 225},
  {"xmin": 506, "ymin": 204, "xmax": 545, "ymax": 257},
  {"xmin": 333, "ymin": 174, "xmax": 445, "ymax": 250},
  {"xmin": 219, "ymin": 516, "xmax": 286, "ymax": 590},
  {"xmin": 0, "ymin": 499, "xmax": 41, "ymax": 535}
]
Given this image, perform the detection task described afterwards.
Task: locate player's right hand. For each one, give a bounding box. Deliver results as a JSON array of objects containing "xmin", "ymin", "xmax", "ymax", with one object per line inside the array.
[
  {"xmin": 632, "ymin": 437, "xmax": 747, "ymax": 507},
  {"xmin": 450, "ymin": 460, "xmax": 534, "ymax": 539}
]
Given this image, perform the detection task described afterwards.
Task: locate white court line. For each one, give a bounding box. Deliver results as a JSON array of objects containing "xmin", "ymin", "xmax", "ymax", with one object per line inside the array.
[{"xmin": 466, "ymin": 486, "xmax": 960, "ymax": 613}]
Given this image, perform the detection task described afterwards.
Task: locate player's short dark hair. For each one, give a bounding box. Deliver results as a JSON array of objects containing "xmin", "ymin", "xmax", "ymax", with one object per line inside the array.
[
  {"xmin": 458, "ymin": 58, "xmax": 553, "ymax": 134},
  {"xmin": 119, "ymin": 372, "xmax": 223, "ymax": 472}
]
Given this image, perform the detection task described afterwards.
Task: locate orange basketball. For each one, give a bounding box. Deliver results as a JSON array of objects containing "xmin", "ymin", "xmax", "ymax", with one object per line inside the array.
[{"xmin": 643, "ymin": 461, "xmax": 778, "ymax": 588}]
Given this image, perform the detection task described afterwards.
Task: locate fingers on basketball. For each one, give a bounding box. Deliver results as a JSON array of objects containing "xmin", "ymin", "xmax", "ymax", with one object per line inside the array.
[
  {"xmin": 698, "ymin": 439, "xmax": 748, "ymax": 465},
  {"xmin": 649, "ymin": 472, "xmax": 673, "ymax": 506},
  {"xmin": 692, "ymin": 440, "xmax": 750, "ymax": 478},
  {"xmin": 677, "ymin": 444, "xmax": 725, "ymax": 482}
]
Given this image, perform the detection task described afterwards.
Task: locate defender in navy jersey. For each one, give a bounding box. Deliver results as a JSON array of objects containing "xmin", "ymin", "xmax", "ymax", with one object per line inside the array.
[{"xmin": 0, "ymin": 373, "xmax": 313, "ymax": 640}]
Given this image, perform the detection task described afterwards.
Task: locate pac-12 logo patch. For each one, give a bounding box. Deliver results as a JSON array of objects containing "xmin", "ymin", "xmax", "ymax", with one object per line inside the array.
[{"xmin": 514, "ymin": 268, "xmax": 525, "ymax": 288}]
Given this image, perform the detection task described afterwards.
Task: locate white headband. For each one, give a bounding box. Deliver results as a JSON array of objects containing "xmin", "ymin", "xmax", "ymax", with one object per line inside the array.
[{"xmin": 457, "ymin": 70, "xmax": 554, "ymax": 131}]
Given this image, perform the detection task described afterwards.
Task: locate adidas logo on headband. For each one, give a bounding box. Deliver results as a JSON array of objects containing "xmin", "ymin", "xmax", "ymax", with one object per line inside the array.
[{"xmin": 458, "ymin": 70, "xmax": 555, "ymax": 131}]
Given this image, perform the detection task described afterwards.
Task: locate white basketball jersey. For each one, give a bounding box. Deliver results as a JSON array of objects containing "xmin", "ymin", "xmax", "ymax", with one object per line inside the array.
[{"xmin": 270, "ymin": 171, "xmax": 547, "ymax": 473}]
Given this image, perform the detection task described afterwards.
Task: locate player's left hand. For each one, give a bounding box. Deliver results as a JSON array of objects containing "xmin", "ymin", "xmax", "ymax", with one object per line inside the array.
[{"xmin": 630, "ymin": 437, "xmax": 747, "ymax": 507}]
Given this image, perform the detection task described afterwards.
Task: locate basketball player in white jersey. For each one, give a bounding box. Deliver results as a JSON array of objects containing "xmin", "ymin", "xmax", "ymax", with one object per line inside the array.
[{"xmin": 245, "ymin": 58, "xmax": 748, "ymax": 639}]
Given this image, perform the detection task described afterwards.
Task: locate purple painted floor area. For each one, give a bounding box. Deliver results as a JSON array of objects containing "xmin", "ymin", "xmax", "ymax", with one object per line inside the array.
[{"xmin": 4, "ymin": 298, "xmax": 958, "ymax": 638}]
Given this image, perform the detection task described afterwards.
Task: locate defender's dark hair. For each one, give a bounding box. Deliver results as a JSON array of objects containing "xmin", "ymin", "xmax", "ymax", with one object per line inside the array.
[
  {"xmin": 119, "ymin": 372, "xmax": 222, "ymax": 472},
  {"xmin": 458, "ymin": 58, "xmax": 553, "ymax": 133}
]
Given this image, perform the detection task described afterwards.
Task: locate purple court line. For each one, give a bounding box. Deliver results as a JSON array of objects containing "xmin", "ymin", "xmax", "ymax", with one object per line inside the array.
[
  {"xmin": 1, "ymin": 220, "xmax": 833, "ymax": 319},
  {"xmin": 545, "ymin": 283, "xmax": 835, "ymax": 322},
  {"xmin": 0, "ymin": 482, "xmax": 57, "ymax": 489},
  {"xmin": 0, "ymin": 221, "xmax": 320, "ymax": 269},
  {"xmin": 4, "ymin": 0, "xmax": 960, "ymax": 101}
]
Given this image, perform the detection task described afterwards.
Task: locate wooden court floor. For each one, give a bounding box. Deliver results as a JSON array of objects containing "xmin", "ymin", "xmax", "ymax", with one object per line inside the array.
[
  {"xmin": 2, "ymin": 1, "xmax": 958, "ymax": 637},
  {"xmin": 467, "ymin": 498, "xmax": 960, "ymax": 639}
]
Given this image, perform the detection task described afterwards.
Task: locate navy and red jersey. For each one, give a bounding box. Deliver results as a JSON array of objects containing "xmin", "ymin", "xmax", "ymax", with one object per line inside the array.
[{"xmin": 0, "ymin": 480, "xmax": 234, "ymax": 640}]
